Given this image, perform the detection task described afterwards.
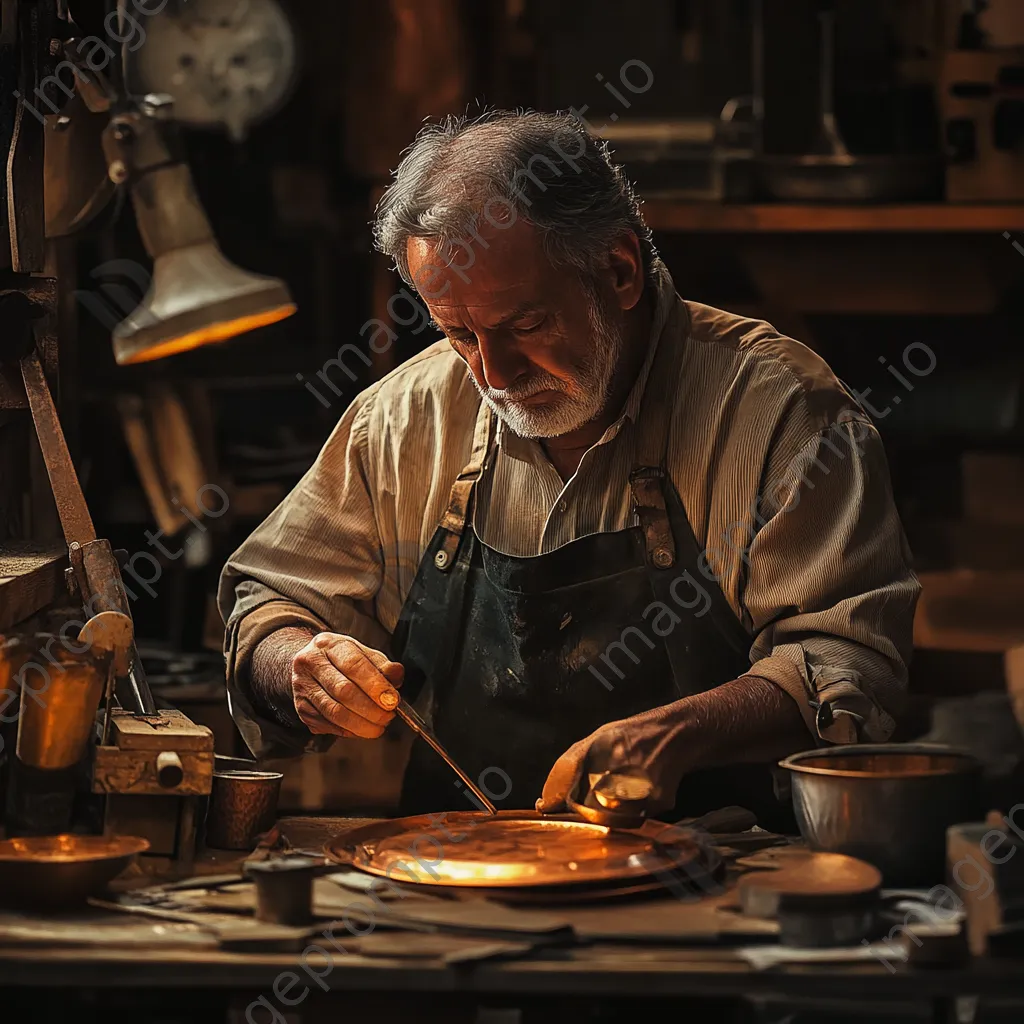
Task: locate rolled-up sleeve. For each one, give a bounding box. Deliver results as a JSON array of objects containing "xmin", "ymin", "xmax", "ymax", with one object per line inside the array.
[
  {"xmin": 217, "ymin": 394, "xmax": 392, "ymax": 758},
  {"xmin": 742, "ymin": 416, "xmax": 920, "ymax": 744}
]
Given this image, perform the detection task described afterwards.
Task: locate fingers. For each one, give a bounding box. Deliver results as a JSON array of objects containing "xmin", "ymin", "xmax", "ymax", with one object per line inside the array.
[
  {"xmin": 535, "ymin": 736, "xmax": 590, "ymax": 813},
  {"xmin": 294, "ymin": 687, "xmax": 360, "ymax": 739},
  {"xmin": 345, "ymin": 639, "xmax": 405, "ymax": 691},
  {"xmin": 319, "ymin": 635, "xmax": 404, "ymax": 710},
  {"xmin": 291, "ymin": 633, "xmax": 404, "ymax": 739}
]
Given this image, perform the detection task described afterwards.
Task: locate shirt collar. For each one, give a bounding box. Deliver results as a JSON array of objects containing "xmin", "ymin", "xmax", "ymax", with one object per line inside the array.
[
  {"xmin": 493, "ymin": 260, "xmax": 678, "ymax": 458},
  {"xmin": 619, "ymin": 259, "xmax": 677, "ymax": 427}
]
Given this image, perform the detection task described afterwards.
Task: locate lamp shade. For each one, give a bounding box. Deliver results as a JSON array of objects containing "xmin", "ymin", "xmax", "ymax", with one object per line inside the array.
[{"xmin": 112, "ymin": 241, "xmax": 296, "ymax": 365}]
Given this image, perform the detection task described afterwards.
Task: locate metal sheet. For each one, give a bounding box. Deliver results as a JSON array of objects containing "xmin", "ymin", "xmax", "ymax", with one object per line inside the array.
[{"xmin": 326, "ymin": 811, "xmax": 705, "ymax": 889}]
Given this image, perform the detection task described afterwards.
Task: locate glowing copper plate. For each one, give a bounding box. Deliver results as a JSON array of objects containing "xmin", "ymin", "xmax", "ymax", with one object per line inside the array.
[{"xmin": 325, "ymin": 810, "xmax": 705, "ymax": 889}]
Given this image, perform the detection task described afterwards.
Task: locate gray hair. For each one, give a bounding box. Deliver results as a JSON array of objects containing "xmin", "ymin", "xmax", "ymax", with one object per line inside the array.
[{"xmin": 373, "ymin": 109, "xmax": 658, "ymax": 289}]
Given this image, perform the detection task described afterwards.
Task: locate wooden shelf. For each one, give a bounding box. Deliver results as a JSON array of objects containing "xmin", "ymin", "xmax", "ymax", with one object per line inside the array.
[
  {"xmin": 0, "ymin": 543, "xmax": 66, "ymax": 631},
  {"xmin": 643, "ymin": 201, "xmax": 1024, "ymax": 233}
]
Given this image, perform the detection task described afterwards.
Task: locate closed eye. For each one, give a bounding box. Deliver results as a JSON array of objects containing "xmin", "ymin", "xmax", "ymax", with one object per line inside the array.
[
  {"xmin": 510, "ymin": 314, "xmax": 547, "ymax": 335},
  {"xmin": 513, "ymin": 321, "xmax": 544, "ymax": 335}
]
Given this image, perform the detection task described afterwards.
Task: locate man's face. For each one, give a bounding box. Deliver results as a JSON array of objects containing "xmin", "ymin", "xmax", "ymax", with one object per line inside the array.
[{"xmin": 406, "ymin": 220, "xmax": 627, "ymax": 439}]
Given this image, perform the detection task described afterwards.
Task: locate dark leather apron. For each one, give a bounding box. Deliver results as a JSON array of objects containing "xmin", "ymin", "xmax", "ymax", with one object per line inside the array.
[{"xmin": 391, "ymin": 317, "xmax": 789, "ymax": 830}]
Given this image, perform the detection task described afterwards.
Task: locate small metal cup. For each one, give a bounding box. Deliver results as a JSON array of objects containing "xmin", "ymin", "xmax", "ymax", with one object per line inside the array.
[
  {"xmin": 245, "ymin": 857, "xmax": 319, "ymax": 925},
  {"xmin": 204, "ymin": 769, "xmax": 283, "ymax": 850}
]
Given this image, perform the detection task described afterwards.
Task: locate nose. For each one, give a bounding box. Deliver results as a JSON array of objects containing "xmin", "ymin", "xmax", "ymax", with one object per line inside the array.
[{"xmin": 476, "ymin": 332, "xmax": 528, "ymax": 392}]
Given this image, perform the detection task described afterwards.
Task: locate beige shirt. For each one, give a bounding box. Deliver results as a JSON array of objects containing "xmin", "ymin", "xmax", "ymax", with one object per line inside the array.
[{"xmin": 218, "ymin": 264, "xmax": 920, "ymax": 759}]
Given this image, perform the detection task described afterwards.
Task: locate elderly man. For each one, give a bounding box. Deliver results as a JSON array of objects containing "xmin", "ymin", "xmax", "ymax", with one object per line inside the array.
[{"xmin": 219, "ymin": 110, "xmax": 919, "ymax": 828}]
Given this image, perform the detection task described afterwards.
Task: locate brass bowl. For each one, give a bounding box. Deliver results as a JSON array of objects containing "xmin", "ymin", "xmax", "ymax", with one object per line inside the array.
[{"xmin": 0, "ymin": 834, "xmax": 150, "ymax": 909}]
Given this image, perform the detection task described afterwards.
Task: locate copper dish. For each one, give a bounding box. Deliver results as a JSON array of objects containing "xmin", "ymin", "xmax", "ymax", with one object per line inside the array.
[
  {"xmin": 326, "ymin": 810, "xmax": 710, "ymax": 891},
  {"xmin": 0, "ymin": 834, "xmax": 150, "ymax": 909}
]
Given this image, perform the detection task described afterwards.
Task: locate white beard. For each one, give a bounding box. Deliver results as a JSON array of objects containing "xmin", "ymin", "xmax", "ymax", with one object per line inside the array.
[{"xmin": 473, "ymin": 296, "xmax": 624, "ymax": 440}]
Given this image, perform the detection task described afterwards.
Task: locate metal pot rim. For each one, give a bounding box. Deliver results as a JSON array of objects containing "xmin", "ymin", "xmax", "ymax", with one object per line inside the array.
[
  {"xmin": 779, "ymin": 742, "xmax": 981, "ymax": 779},
  {"xmin": 213, "ymin": 770, "xmax": 284, "ymax": 781}
]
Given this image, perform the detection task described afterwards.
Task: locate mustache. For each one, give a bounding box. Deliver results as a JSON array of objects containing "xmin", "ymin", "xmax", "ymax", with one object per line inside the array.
[{"xmin": 482, "ymin": 373, "xmax": 569, "ymax": 403}]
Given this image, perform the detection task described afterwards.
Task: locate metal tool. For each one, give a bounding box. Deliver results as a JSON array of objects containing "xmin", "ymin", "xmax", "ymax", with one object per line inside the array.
[
  {"xmin": 381, "ymin": 693, "xmax": 497, "ymax": 816},
  {"xmin": 11, "ymin": 313, "xmax": 155, "ymax": 717}
]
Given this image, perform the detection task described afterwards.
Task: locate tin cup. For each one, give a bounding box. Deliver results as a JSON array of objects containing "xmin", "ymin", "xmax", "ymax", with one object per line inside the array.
[{"xmin": 204, "ymin": 769, "xmax": 283, "ymax": 850}]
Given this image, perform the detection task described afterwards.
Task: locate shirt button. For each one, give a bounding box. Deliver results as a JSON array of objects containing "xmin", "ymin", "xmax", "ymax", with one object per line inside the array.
[{"xmin": 558, "ymin": 500, "xmax": 568, "ymax": 513}]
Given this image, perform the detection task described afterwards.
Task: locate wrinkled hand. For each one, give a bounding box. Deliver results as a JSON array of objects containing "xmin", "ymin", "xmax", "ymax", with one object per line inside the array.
[
  {"xmin": 291, "ymin": 632, "xmax": 404, "ymax": 739},
  {"xmin": 536, "ymin": 704, "xmax": 695, "ymax": 814}
]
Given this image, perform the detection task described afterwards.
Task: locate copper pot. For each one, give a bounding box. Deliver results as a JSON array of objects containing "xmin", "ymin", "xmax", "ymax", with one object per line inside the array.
[
  {"xmin": 780, "ymin": 743, "xmax": 982, "ymax": 886},
  {"xmin": 4, "ymin": 634, "xmax": 110, "ymax": 771},
  {"xmin": 204, "ymin": 769, "xmax": 283, "ymax": 850}
]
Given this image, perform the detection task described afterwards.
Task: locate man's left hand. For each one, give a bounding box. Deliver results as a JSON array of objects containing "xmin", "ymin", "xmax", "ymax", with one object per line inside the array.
[
  {"xmin": 535, "ymin": 676, "xmax": 813, "ymax": 815},
  {"xmin": 536, "ymin": 703, "xmax": 697, "ymax": 815}
]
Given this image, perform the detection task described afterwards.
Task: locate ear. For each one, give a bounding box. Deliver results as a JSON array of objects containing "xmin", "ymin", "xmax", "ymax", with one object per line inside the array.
[{"xmin": 605, "ymin": 231, "xmax": 646, "ymax": 312}]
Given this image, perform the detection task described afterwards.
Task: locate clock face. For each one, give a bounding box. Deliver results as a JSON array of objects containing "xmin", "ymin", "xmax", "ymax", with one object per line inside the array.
[{"xmin": 128, "ymin": 0, "xmax": 298, "ymax": 141}]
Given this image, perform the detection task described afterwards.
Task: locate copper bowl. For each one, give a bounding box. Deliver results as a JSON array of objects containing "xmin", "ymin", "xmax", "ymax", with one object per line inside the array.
[
  {"xmin": 0, "ymin": 834, "xmax": 150, "ymax": 909},
  {"xmin": 780, "ymin": 743, "xmax": 981, "ymax": 886}
]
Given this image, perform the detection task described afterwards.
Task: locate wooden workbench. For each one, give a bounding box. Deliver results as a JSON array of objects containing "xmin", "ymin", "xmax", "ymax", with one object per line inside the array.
[{"xmin": 1, "ymin": 816, "xmax": 1023, "ymax": 1021}]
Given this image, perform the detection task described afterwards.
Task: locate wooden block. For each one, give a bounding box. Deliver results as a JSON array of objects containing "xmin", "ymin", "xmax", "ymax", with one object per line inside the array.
[
  {"xmin": 109, "ymin": 709, "xmax": 214, "ymax": 752},
  {"xmin": 915, "ymin": 570, "xmax": 1024, "ymax": 652},
  {"xmin": 962, "ymin": 453, "xmax": 1024, "ymax": 527},
  {"xmin": 92, "ymin": 746, "xmax": 214, "ymax": 796},
  {"xmin": 0, "ymin": 543, "xmax": 66, "ymax": 631}
]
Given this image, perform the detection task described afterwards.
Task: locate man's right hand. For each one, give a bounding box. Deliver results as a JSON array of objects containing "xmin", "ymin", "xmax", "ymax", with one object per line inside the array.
[{"xmin": 290, "ymin": 632, "xmax": 404, "ymax": 739}]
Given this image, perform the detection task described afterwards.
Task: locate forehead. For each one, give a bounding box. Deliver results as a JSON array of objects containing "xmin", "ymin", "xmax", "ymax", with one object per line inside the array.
[{"xmin": 406, "ymin": 219, "xmax": 573, "ymax": 320}]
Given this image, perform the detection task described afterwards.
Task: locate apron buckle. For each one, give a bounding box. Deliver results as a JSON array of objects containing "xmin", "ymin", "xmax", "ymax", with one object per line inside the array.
[{"xmin": 629, "ymin": 467, "xmax": 678, "ymax": 571}]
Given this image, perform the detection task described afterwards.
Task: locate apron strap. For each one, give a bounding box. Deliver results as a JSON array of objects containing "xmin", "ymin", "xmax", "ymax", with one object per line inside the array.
[
  {"xmin": 629, "ymin": 297, "xmax": 689, "ymax": 571},
  {"xmin": 435, "ymin": 398, "xmax": 493, "ymax": 573}
]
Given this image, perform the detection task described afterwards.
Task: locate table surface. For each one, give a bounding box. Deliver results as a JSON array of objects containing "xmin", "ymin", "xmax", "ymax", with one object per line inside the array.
[{"xmin": 1, "ymin": 815, "xmax": 1022, "ymax": 1000}]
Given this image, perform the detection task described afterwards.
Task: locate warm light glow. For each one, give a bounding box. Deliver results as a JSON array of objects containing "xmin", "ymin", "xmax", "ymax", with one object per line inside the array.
[{"xmin": 119, "ymin": 303, "xmax": 297, "ymax": 364}]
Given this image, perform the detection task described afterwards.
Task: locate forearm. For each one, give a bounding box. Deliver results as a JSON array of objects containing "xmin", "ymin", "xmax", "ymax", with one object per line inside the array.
[
  {"xmin": 676, "ymin": 675, "xmax": 813, "ymax": 769},
  {"xmin": 250, "ymin": 626, "xmax": 318, "ymax": 729}
]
